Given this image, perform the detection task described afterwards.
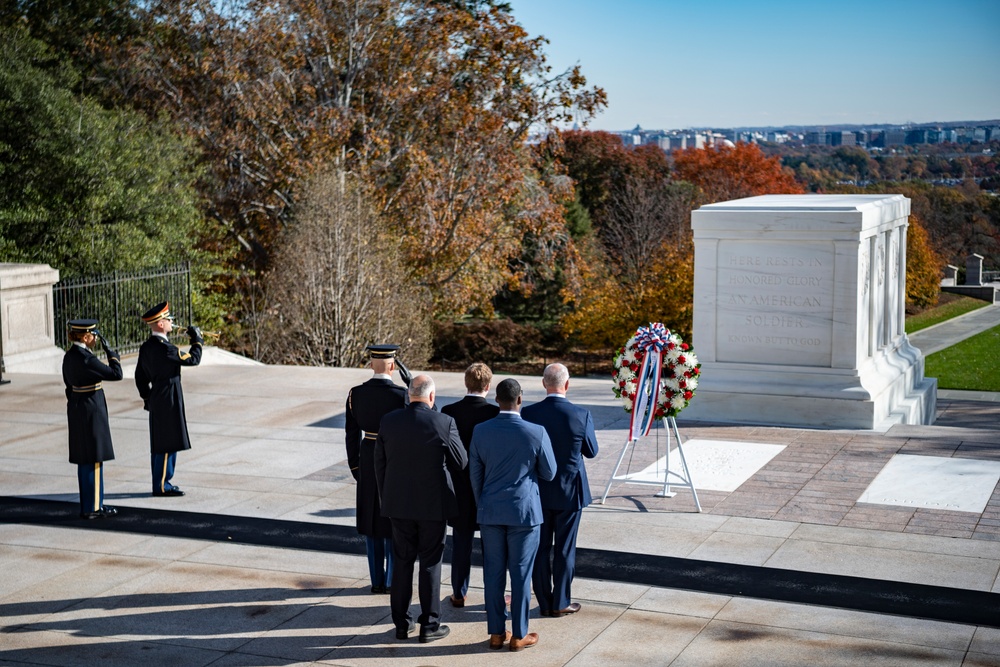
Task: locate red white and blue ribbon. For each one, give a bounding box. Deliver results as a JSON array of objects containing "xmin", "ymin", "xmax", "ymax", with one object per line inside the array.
[{"xmin": 628, "ymin": 322, "xmax": 668, "ymax": 441}]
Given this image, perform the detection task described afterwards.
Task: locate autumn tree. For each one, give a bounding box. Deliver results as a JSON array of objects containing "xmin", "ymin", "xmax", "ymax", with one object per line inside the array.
[
  {"xmin": 557, "ymin": 130, "xmax": 673, "ymax": 227},
  {"xmin": 561, "ymin": 236, "xmax": 695, "ymax": 349},
  {"xmin": 905, "ymin": 214, "xmax": 943, "ymax": 311},
  {"xmin": 259, "ymin": 169, "xmax": 432, "ymax": 367},
  {"xmin": 106, "ymin": 0, "xmax": 605, "ymax": 315},
  {"xmin": 552, "ymin": 131, "xmax": 698, "ymax": 347},
  {"xmin": 672, "ymin": 141, "xmax": 803, "ymax": 204}
]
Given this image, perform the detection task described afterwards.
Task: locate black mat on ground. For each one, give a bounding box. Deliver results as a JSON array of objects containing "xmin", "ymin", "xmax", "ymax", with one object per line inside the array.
[{"xmin": 3, "ymin": 495, "xmax": 998, "ymax": 628}]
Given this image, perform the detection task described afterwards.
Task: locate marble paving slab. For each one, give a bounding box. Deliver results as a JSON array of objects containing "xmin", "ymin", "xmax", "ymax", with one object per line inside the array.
[
  {"xmin": 620, "ymin": 439, "xmax": 786, "ymax": 492},
  {"xmin": 858, "ymin": 454, "xmax": 1000, "ymax": 513}
]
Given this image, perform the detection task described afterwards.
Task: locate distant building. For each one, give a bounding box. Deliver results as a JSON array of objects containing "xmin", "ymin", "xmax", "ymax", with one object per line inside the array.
[
  {"xmin": 830, "ymin": 131, "xmax": 855, "ymax": 147},
  {"xmin": 883, "ymin": 130, "xmax": 906, "ymax": 146},
  {"xmin": 906, "ymin": 129, "xmax": 930, "ymax": 145},
  {"xmin": 805, "ymin": 131, "xmax": 829, "ymax": 146}
]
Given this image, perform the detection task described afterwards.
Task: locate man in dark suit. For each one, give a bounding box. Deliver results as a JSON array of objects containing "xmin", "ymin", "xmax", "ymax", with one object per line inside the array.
[
  {"xmin": 345, "ymin": 344, "xmax": 407, "ymax": 594},
  {"xmin": 470, "ymin": 379, "xmax": 556, "ymax": 652},
  {"xmin": 375, "ymin": 374, "xmax": 467, "ymax": 643},
  {"xmin": 522, "ymin": 363, "xmax": 599, "ymax": 618},
  {"xmin": 440, "ymin": 362, "xmax": 499, "ymax": 608},
  {"xmin": 135, "ymin": 302, "xmax": 202, "ymax": 497},
  {"xmin": 62, "ymin": 318, "xmax": 124, "ymax": 519}
]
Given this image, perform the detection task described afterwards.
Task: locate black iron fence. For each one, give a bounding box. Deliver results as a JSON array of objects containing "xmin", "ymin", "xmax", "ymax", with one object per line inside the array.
[{"xmin": 53, "ymin": 263, "xmax": 193, "ymax": 355}]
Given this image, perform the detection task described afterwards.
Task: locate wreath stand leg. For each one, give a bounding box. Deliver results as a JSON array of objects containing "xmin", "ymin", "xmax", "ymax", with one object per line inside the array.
[{"xmin": 600, "ymin": 417, "xmax": 701, "ymax": 512}]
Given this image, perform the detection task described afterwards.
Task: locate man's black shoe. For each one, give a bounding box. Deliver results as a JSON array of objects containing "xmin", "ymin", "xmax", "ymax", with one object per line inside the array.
[
  {"xmin": 370, "ymin": 585, "xmax": 386, "ymax": 594},
  {"xmin": 395, "ymin": 621, "xmax": 416, "ymax": 640},
  {"xmin": 419, "ymin": 625, "xmax": 450, "ymax": 643},
  {"xmin": 153, "ymin": 488, "xmax": 185, "ymax": 497},
  {"xmin": 80, "ymin": 511, "xmax": 101, "ymax": 520},
  {"xmin": 99, "ymin": 507, "xmax": 118, "ymax": 517}
]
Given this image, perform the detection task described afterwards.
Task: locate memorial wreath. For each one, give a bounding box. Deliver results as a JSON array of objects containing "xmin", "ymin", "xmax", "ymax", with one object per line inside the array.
[{"xmin": 612, "ymin": 322, "xmax": 701, "ymax": 440}]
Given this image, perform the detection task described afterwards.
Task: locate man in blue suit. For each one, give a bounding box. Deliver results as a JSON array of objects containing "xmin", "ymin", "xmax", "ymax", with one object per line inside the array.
[
  {"xmin": 522, "ymin": 363, "xmax": 599, "ymax": 618},
  {"xmin": 470, "ymin": 379, "xmax": 556, "ymax": 652}
]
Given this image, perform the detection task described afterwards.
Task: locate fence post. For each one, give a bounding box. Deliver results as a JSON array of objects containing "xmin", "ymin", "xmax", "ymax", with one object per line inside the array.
[
  {"xmin": 186, "ymin": 261, "xmax": 193, "ymax": 326},
  {"xmin": 113, "ymin": 270, "xmax": 120, "ymax": 348}
]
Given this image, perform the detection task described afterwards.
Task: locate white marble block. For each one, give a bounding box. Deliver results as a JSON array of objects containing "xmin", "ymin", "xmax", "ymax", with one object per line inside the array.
[
  {"xmin": 0, "ymin": 263, "xmax": 64, "ymax": 374},
  {"xmin": 683, "ymin": 194, "xmax": 936, "ymax": 429}
]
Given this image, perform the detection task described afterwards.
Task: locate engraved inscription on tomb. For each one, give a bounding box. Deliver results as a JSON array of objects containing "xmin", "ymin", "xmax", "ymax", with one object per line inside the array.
[{"xmin": 717, "ymin": 241, "xmax": 834, "ymax": 366}]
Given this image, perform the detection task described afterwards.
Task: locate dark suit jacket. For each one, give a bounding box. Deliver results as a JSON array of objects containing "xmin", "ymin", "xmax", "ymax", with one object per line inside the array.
[
  {"xmin": 375, "ymin": 402, "xmax": 468, "ymax": 522},
  {"xmin": 441, "ymin": 395, "xmax": 500, "ymax": 529},
  {"xmin": 135, "ymin": 335, "xmax": 201, "ymax": 454},
  {"xmin": 469, "ymin": 413, "xmax": 556, "ymax": 527},
  {"xmin": 521, "ymin": 395, "xmax": 599, "ymax": 511}
]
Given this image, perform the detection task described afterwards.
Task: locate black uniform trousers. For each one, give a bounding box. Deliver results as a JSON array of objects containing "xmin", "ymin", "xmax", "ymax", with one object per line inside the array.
[{"xmin": 390, "ymin": 518, "xmax": 447, "ymax": 633}]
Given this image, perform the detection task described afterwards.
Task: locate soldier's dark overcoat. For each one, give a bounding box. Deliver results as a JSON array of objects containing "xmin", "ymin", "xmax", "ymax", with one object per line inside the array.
[
  {"xmin": 135, "ymin": 335, "xmax": 202, "ymax": 454},
  {"xmin": 63, "ymin": 345, "xmax": 124, "ymax": 464},
  {"xmin": 345, "ymin": 378, "xmax": 406, "ymax": 539}
]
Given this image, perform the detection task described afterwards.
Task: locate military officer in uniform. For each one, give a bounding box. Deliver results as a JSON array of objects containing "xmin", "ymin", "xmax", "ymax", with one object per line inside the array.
[
  {"xmin": 63, "ymin": 319, "xmax": 124, "ymax": 519},
  {"xmin": 345, "ymin": 344, "xmax": 409, "ymax": 593},
  {"xmin": 135, "ymin": 301, "xmax": 203, "ymax": 497}
]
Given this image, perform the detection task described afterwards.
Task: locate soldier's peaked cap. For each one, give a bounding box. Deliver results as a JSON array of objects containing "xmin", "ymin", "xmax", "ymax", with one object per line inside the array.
[
  {"xmin": 366, "ymin": 344, "xmax": 400, "ymax": 359},
  {"xmin": 68, "ymin": 319, "xmax": 99, "ymax": 332},
  {"xmin": 141, "ymin": 301, "xmax": 171, "ymax": 323}
]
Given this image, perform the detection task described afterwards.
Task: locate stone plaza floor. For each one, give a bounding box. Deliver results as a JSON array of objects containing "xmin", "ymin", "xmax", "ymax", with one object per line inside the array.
[{"xmin": 1, "ymin": 352, "xmax": 999, "ymax": 666}]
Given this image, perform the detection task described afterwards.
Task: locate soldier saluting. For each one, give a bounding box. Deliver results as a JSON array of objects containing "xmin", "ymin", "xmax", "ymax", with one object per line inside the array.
[
  {"xmin": 135, "ymin": 301, "xmax": 203, "ymax": 497},
  {"xmin": 344, "ymin": 344, "xmax": 412, "ymax": 594},
  {"xmin": 63, "ymin": 319, "xmax": 124, "ymax": 519}
]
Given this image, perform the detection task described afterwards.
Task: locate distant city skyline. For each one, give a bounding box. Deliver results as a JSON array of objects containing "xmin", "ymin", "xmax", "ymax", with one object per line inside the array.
[{"xmin": 506, "ymin": 0, "xmax": 1000, "ymax": 131}]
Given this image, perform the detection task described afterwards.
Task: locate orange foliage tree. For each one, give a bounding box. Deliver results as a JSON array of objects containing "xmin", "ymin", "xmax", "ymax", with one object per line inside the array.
[
  {"xmin": 106, "ymin": 0, "xmax": 605, "ymax": 315},
  {"xmin": 672, "ymin": 142, "xmax": 803, "ymax": 204},
  {"xmin": 560, "ymin": 137, "xmax": 810, "ymax": 351},
  {"xmin": 906, "ymin": 214, "xmax": 944, "ymax": 311}
]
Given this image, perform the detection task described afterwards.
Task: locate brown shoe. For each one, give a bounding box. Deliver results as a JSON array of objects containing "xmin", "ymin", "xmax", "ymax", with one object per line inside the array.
[
  {"xmin": 509, "ymin": 633, "xmax": 538, "ymax": 652},
  {"xmin": 549, "ymin": 602, "xmax": 581, "ymax": 617},
  {"xmin": 449, "ymin": 594, "xmax": 465, "ymax": 608},
  {"xmin": 488, "ymin": 630, "xmax": 512, "ymax": 650}
]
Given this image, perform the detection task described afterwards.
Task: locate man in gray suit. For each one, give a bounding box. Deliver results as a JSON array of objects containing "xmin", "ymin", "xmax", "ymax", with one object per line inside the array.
[{"xmin": 470, "ymin": 379, "xmax": 556, "ymax": 652}]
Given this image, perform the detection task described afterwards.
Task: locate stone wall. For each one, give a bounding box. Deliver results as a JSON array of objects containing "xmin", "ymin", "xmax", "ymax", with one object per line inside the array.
[{"xmin": 0, "ymin": 264, "xmax": 64, "ymax": 375}]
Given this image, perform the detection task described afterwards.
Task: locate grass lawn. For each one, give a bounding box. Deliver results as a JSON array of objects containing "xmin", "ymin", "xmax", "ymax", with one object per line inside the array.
[
  {"xmin": 924, "ymin": 324, "xmax": 1000, "ymax": 391},
  {"xmin": 905, "ymin": 294, "xmax": 989, "ymax": 334}
]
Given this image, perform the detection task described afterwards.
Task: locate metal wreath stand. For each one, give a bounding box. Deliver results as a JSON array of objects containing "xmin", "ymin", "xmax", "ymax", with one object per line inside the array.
[
  {"xmin": 600, "ymin": 416, "xmax": 700, "ymax": 511},
  {"xmin": 600, "ymin": 324, "xmax": 701, "ymax": 512}
]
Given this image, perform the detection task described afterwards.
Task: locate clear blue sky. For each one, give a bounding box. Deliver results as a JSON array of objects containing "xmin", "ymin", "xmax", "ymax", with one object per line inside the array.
[{"xmin": 506, "ymin": 0, "xmax": 1000, "ymax": 131}]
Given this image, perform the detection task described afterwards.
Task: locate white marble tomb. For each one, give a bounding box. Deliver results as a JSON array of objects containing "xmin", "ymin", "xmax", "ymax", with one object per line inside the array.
[{"xmin": 681, "ymin": 194, "xmax": 936, "ymax": 429}]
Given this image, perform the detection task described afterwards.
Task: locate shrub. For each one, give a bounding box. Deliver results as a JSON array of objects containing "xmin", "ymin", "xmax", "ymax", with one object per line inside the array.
[{"xmin": 433, "ymin": 319, "xmax": 542, "ymax": 364}]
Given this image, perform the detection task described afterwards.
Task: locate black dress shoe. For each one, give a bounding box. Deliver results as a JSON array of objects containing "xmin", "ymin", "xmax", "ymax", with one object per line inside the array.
[
  {"xmin": 153, "ymin": 487, "xmax": 185, "ymax": 497},
  {"xmin": 394, "ymin": 621, "xmax": 416, "ymax": 640},
  {"xmin": 370, "ymin": 585, "xmax": 386, "ymax": 594},
  {"xmin": 99, "ymin": 506, "xmax": 118, "ymax": 517},
  {"xmin": 547, "ymin": 602, "xmax": 582, "ymax": 617},
  {"xmin": 419, "ymin": 624, "xmax": 450, "ymax": 643},
  {"xmin": 80, "ymin": 511, "xmax": 101, "ymax": 520}
]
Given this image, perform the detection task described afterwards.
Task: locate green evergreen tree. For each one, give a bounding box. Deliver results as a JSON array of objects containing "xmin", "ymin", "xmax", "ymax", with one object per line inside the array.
[{"xmin": 0, "ymin": 24, "xmax": 205, "ymax": 276}]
